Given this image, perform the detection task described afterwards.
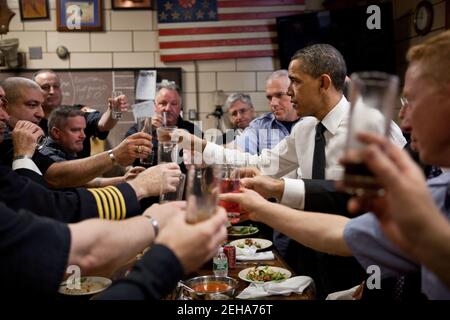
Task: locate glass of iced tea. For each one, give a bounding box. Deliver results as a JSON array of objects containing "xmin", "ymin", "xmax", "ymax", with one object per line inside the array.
[
  {"xmin": 219, "ymin": 164, "xmax": 241, "ymax": 220},
  {"xmin": 343, "ymin": 71, "xmax": 399, "ymax": 196}
]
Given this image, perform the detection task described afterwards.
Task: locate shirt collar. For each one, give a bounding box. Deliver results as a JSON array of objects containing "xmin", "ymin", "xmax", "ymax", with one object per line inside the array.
[{"xmin": 321, "ymin": 95, "xmax": 349, "ymax": 135}]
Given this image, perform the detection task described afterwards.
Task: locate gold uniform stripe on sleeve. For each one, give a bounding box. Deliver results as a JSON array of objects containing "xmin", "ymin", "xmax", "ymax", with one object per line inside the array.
[
  {"xmin": 105, "ymin": 186, "xmax": 121, "ymax": 220},
  {"xmin": 99, "ymin": 187, "xmax": 117, "ymax": 220},
  {"xmin": 87, "ymin": 188, "xmax": 104, "ymax": 219},
  {"xmin": 94, "ymin": 188, "xmax": 110, "ymax": 220},
  {"xmin": 108, "ymin": 185, "xmax": 127, "ymax": 219}
]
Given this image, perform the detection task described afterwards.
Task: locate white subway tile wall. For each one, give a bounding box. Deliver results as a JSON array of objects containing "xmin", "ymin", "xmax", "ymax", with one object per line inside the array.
[{"xmin": 0, "ymin": 0, "xmax": 445, "ymax": 134}]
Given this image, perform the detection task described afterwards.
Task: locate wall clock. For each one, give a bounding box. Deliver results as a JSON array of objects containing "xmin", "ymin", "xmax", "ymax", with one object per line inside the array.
[{"xmin": 414, "ymin": 1, "xmax": 434, "ymax": 35}]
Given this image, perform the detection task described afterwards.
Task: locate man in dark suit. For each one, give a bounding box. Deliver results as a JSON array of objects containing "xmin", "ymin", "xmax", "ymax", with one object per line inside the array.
[{"xmin": 0, "ymin": 86, "xmax": 181, "ymax": 222}]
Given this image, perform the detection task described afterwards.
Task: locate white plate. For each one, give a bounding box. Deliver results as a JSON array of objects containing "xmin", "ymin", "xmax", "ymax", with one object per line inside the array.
[
  {"xmin": 238, "ymin": 266, "xmax": 291, "ymax": 283},
  {"xmin": 229, "ymin": 238, "xmax": 272, "ymax": 251},
  {"xmin": 58, "ymin": 276, "xmax": 112, "ymax": 296},
  {"xmin": 228, "ymin": 225, "xmax": 259, "ymax": 237}
]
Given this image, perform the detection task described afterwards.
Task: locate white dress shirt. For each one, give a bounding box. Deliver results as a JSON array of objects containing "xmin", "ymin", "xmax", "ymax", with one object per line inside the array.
[
  {"xmin": 203, "ymin": 96, "xmax": 406, "ymax": 210},
  {"xmin": 12, "ymin": 157, "xmax": 42, "ymax": 175}
]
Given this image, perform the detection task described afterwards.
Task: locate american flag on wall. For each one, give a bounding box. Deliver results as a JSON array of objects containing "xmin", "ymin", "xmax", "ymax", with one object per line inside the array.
[{"xmin": 156, "ymin": 0, "xmax": 305, "ymax": 62}]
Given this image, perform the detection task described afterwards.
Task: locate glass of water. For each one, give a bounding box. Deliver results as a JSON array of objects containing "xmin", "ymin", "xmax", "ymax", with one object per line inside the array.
[
  {"xmin": 137, "ymin": 116, "xmax": 154, "ymax": 166},
  {"xmin": 185, "ymin": 164, "xmax": 221, "ymax": 224},
  {"xmin": 160, "ymin": 173, "xmax": 186, "ymax": 203},
  {"xmin": 156, "ymin": 126, "xmax": 179, "ymax": 164},
  {"xmin": 111, "ymin": 90, "xmax": 123, "ymax": 120},
  {"xmin": 343, "ymin": 71, "xmax": 399, "ymax": 196}
]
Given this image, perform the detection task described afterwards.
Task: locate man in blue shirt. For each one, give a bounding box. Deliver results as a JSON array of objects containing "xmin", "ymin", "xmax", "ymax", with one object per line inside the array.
[{"xmin": 235, "ymin": 70, "xmax": 300, "ymax": 155}]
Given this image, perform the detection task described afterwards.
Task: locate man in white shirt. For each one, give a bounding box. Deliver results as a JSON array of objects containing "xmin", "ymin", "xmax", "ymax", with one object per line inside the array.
[
  {"xmin": 177, "ymin": 44, "xmax": 405, "ymax": 212},
  {"xmin": 175, "ymin": 43, "xmax": 405, "ymax": 297}
]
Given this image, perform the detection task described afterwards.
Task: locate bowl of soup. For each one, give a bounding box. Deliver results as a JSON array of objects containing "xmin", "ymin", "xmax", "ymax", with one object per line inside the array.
[{"xmin": 181, "ymin": 275, "xmax": 238, "ymax": 300}]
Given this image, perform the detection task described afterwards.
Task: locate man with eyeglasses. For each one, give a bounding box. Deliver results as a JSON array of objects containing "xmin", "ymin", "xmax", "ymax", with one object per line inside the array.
[
  {"xmin": 234, "ymin": 70, "xmax": 300, "ymax": 155},
  {"xmin": 399, "ymin": 96, "xmax": 441, "ymax": 179},
  {"xmin": 219, "ymin": 93, "xmax": 255, "ymax": 145}
]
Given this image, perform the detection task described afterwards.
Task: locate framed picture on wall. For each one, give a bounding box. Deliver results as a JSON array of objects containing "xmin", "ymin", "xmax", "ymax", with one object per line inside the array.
[
  {"xmin": 19, "ymin": 0, "xmax": 50, "ymax": 21},
  {"xmin": 56, "ymin": 0, "xmax": 104, "ymax": 32},
  {"xmin": 112, "ymin": 0, "xmax": 152, "ymax": 10}
]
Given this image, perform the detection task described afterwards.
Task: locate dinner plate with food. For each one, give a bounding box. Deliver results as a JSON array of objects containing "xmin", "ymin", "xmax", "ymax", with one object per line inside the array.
[
  {"xmin": 58, "ymin": 276, "xmax": 112, "ymax": 296},
  {"xmin": 228, "ymin": 238, "xmax": 272, "ymax": 251},
  {"xmin": 238, "ymin": 266, "xmax": 291, "ymax": 283},
  {"xmin": 227, "ymin": 225, "xmax": 259, "ymax": 238}
]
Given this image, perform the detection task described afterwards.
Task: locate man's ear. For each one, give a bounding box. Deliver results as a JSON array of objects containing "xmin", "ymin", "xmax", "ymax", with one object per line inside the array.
[
  {"xmin": 320, "ymin": 74, "xmax": 332, "ymax": 90},
  {"xmin": 50, "ymin": 127, "xmax": 60, "ymax": 140}
]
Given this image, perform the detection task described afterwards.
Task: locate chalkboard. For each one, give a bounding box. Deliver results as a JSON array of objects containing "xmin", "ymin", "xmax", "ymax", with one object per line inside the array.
[
  {"xmin": 0, "ymin": 68, "xmax": 183, "ymax": 151},
  {"xmin": 0, "ymin": 68, "xmax": 182, "ymax": 112}
]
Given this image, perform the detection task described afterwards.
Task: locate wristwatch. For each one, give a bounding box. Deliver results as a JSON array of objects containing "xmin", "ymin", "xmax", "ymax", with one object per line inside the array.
[
  {"xmin": 107, "ymin": 149, "xmax": 116, "ymax": 165},
  {"xmin": 144, "ymin": 215, "xmax": 159, "ymax": 238}
]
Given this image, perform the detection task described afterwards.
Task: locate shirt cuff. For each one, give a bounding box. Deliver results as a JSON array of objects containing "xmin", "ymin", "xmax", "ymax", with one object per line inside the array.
[
  {"xmin": 280, "ymin": 178, "xmax": 305, "ymax": 209},
  {"xmin": 203, "ymin": 142, "xmax": 225, "ymax": 164},
  {"xmin": 203, "ymin": 142, "xmax": 251, "ymax": 165},
  {"xmin": 12, "ymin": 158, "xmax": 42, "ymax": 175}
]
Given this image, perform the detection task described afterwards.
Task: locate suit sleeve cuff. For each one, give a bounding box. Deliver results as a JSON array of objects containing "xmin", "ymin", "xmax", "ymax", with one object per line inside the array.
[
  {"xmin": 81, "ymin": 183, "xmax": 140, "ymax": 220},
  {"xmin": 280, "ymin": 178, "xmax": 305, "ymax": 209}
]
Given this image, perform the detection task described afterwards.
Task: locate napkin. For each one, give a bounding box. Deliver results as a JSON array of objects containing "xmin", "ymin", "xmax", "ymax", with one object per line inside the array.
[
  {"xmin": 236, "ymin": 246, "xmax": 274, "ymax": 261},
  {"xmin": 236, "ymin": 276, "xmax": 314, "ymax": 299},
  {"xmin": 325, "ymin": 284, "xmax": 361, "ymax": 300}
]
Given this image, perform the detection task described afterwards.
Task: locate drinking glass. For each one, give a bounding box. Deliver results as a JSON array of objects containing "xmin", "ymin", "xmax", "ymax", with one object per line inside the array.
[
  {"xmin": 111, "ymin": 90, "xmax": 123, "ymax": 120},
  {"xmin": 219, "ymin": 164, "xmax": 241, "ymax": 216},
  {"xmin": 156, "ymin": 126, "xmax": 178, "ymax": 164},
  {"xmin": 36, "ymin": 135, "xmax": 46, "ymax": 150},
  {"xmin": 161, "ymin": 111, "xmax": 168, "ymax": 127},
  {"xmin": 185, "ymin": 164, "xmax": 221, "ymax": 224},
  {"xmin": 160, "ymin": 173, "xmax": 186, "ymax": 203},
  {"xmin": 343, "ymin": 71, "xmax": 399, "ymax": 195},
  {"xmin": 137, "ymin": 116, "xmax": 154, "ymax": 165}
]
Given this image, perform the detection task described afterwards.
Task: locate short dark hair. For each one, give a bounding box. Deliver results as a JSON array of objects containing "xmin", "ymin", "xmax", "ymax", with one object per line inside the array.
[
  {"xmin": 1, "ymin": 77, "xmax": 43, "ymax": 105},
  {"xmin": 291, "ymin": 44, "xmax": 347, "ymax": 91},
  {"xmin": 32, "ymin": 69, "xmax": 58, "ymax": 81},
  {"xmin": 48, "ymin": 106, "xmax": 84, "ymax": 137}
]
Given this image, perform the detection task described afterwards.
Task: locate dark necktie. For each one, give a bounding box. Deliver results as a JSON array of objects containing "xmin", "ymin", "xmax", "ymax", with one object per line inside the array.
[{"xmin": 312, "ymin": 122, "xmax": 326, "ymax": 179}]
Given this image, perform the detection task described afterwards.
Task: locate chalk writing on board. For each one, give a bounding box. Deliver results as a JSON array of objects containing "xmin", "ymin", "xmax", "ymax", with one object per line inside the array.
[{"xmin": 59, "ymin": 72, "xmax": 112, "ymax": 110}]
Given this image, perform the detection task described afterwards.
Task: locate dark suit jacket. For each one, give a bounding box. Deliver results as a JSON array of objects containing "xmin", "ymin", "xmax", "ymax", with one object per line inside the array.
[
  {"xmin": 283, "ymin": 179, "xmax": 365, "ymax": 299},
  {"xmin": 95, "ymin": 244, "xmax": 183, "ymax": 300},
  {"xmin": 0, "ymin": 166, "xmax": 140, "ymax": 222}
]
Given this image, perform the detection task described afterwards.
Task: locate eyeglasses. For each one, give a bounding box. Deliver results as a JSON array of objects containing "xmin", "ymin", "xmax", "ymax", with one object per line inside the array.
[
  {"xmin": 400, "ymin": 96, "xmax": 409, "ymax": 108},
  {"xmin": 230, "ymin": 107, "xmax": 251, "ymax": 117},
  {"xmin": 266, "ymin": 92, "xmax": 289, "ymax": 101},
  {"xmin": 0, "ymin": 96, "xmax": 8, "ymax": 108}
]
